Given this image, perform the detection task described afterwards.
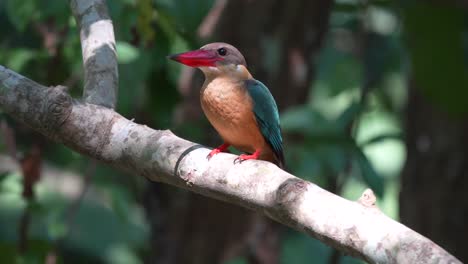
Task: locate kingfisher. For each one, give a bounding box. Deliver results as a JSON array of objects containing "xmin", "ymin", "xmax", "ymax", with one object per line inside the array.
[{"xmin": 169, "ymin": 43, "xmax": 285, "ymax": 169}]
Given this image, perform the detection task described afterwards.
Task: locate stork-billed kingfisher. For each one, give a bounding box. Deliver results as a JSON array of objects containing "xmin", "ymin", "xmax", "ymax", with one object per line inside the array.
[{"xmin": 169, "ymin": 43, "xmax": 285, "ymax": 169}]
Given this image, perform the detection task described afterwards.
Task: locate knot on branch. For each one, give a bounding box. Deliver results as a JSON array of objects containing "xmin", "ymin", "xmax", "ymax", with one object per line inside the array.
[
  {"xmin": 40, "ymin": 86, "xmax": 72, "ymax": 136},
  {"xmin": 357, "ymin": 188, "xmax": 377, "ymax": 208},
  {"xmin": 274, "ymin": 178, "xmax": 309, "ymax": 226}
]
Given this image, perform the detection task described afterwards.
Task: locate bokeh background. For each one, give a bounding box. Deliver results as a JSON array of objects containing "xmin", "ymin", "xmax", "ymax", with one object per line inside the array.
[{"xmin": 0, "ymin": 0, "xmax": 467, "ymax": 263}]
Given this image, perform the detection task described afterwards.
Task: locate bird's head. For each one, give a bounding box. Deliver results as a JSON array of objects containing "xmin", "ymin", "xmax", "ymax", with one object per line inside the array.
[{"xmin": 168, "ymin": 42, "xmax": 248, "ymax": 77}]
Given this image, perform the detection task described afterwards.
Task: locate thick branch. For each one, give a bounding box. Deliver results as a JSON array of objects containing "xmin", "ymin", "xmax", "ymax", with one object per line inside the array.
[
  {"xmin": 70, "ymin": 0, "xmax": 118, "ymax": 108},
  {"xmin": 0, "ymin": 65, "xmax": 460, "ymax": 264}
]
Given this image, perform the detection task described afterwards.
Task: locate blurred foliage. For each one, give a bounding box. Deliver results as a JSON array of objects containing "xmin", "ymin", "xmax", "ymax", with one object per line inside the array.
[
  {"xmin": 281, "ymin": 1, "xmax": 406, "ymax": 200},
  {"xmin": 0, "ymin": 0, "xmax": 465, "ymax": 263},
  {"xmin": 279, "ymin": 1, "xmax": 407, "ymax": 262},
  {"xmin": 401, "ymin": 2, "xmax": 468, "ymax": 114}
]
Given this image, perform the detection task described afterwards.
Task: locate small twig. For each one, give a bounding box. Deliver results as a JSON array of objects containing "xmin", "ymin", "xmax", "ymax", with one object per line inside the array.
[
  {"xmin": 17, "ymin": 145, "xmax": 43, "ymax": 254},
  {"xmin": 33, "ymin": 19, "xmax": 68, "ymax": 57},
  {"xmin": 2, "ymin": 102, "xmax": 43, "ymax": 256},
  {"xmin": 0, "ymin": 119, "xmax": 18, "ymax": 161},
  {"xmin": 1, "ymin": 120, "xmax": 29, "ymax": 254},
  {"xmin": 197, "ymin": 0, "xmax": 228, "ymax": 39},
  {"xmin": 357, "ymin": 188, "xmax": 377, "ymax": 208}
]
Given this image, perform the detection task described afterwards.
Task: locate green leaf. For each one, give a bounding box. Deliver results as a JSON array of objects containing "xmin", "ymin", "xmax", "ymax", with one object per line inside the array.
[
  {"xmin": 0, "ymin": 172, "xmax": 9, "ymax": 184},
  {"xmin": 281, "ymin": 106, "xmax": 316, "ymax": 132},
  {"xmin": 136, "ymin": 0, "xmax": 156, "ymax": 44},
  {"xmin": 360, "ymin": 133, "xmax": 403, "ymax": 147},
  {"xmin": 281, "ymin": 106, "xmax": 337, "ymax": 136},
  {"xmin": 116, "ymin": 42, "xmax": 140, "ymax": 64},
  {"xmin": 104, "ymin": 244, "xmax": 143, "ymax": 264},
  {"xmin": 47, "ymin": 218, "xmax": 67, "ymax": 241},
  {"xmin": 315, "ymin": 45, "xmax": 363, "ymax": 96},
  {"xmin": 7, "ymin": 49, "xmax": 36, "ymax": 72},
  {"xmin": 6, "ymin": 0, "xmax": 37, "ymax": 31},
  {"xmin": 36, "ymin": 1, "xmax": 69, "ymax": 25},
  {"xmin": 156, "ymin": 0, "xmax": 214, "ymax": 35},
  {"xmin": 53, "ymin": 196, "xmax": 147, "ymax": 260},
  {"xmin": 336, "ymin": 102, "xmax": 362, "ymax": 131},
  {"xmin": 354, "ymin": 147, "xmax": 384, "ymax": 197},
  {"xmin": 109, "ymin": 186, "xmax": 131, "ymax": 222}
]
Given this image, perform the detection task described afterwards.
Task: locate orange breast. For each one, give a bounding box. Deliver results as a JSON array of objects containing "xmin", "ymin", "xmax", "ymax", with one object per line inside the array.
[{"xmin": 200, "ymin": 77, "xmax": 269, "ymax": 156}]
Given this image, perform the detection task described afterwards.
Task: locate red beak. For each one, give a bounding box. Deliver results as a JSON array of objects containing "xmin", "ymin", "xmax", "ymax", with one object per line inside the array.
[{"xmin": 168, "ymin": 49, "xmax": 222, "ymax": 67}]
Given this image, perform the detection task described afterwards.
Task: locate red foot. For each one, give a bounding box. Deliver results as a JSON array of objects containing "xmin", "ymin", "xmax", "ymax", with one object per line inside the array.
[
  {"xmin": 234, "ymin": 149, "xmax": 261, "ymax": 164},
  {"xmin": 207, "ymin": 143, "xmax": 230, "ymax": 160}
]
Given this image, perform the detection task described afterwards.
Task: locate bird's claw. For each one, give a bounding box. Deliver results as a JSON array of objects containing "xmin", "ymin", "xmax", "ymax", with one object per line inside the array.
[
  {"xmin": 233, "ymin": 153, "xmax": 259, "ymax": 165},
  {"xmin": 207, "ymin": 143, "xmax": 230, "ymax": 160},
  {"xmin": 207, "ymin": 149, "xmax": 221, "ymax": 160},
  {"xmin": 233, "ymin": 156, "xmax": 243, "ymax": 164}
]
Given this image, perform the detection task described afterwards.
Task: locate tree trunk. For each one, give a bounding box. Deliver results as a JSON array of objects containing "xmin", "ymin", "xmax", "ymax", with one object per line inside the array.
[{"xmin": 400, "ymin": 86, "xmax": 468, "ymax": 262}]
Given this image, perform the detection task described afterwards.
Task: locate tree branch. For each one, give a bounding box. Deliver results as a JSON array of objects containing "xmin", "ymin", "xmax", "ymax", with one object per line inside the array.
[
  {"xmin": 69, "ymin": 0, "xmax": 118, "ymax": 108},
  {"xmin": 0, "ymin": 65, "xmax": 460, "ymax": 264},
  {"xmin": 197, "ymin": 0, "xmax": 228, "ymax": 39}
]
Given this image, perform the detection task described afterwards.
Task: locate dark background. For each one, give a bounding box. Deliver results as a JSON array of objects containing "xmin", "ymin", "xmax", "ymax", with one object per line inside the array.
[{"xmin": 0, "ymin": 0, "xmax": 466, "ymax": 263}]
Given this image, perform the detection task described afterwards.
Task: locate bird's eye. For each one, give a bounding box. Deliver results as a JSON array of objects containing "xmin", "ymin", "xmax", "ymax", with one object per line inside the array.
[{"xmin": 217, "ymin": 48, "xmax": 227, "ymax": 56}]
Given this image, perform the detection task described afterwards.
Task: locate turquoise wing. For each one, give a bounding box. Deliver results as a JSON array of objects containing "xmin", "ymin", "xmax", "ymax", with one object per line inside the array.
[{"xmin": 245, "ymin": 79, "xmax": 285, "ymax": 168}]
